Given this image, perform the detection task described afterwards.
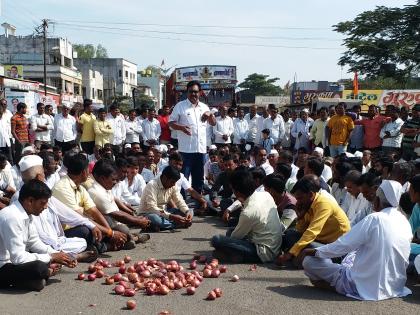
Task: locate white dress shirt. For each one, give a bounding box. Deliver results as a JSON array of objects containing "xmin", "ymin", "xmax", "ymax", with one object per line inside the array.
[
  {"xmin": 233, "ymin": 117, "xmax": 249, "ymax": 144},
  {"xmin": 126, "ymin": 174, "xmax": 146, "ymax": 199},
  {"xmin": 0, "ymin": 201, "xmax": 57, "ymax": 268},
  {"xmin": 213, "ymin": 116, "xmax": 234, "ymax": 144},
  {"xmin": 0, "ymin": 114, "xmax": 11, "ymax": 147},
  {"xmin": 125, "ymin": 119, "xmax": 143, "ymax": 144},
  {"xmin": 255, "ymin": 115, "xmax": 267, "ymax": 145},
  {"xmin": 315, "ymin": 206, "xmax": 412, "ymax": 301},
  {"xmin": 262, "ymin": 115, "xmax": 285, "ymax": 144},
  {"xmin": 260, "ymin": 161, "xmax": 274, "ymax": 176},
  {"xmin": 142, "ymin": 118, "xmax": 161, "ymax": 146},
  {"xmin": 169, "ymin": 99, "xmax": 210, "ymax": 154},
  {"xmin": 245, "ymin": 113, "xmax": 260, "ymax": 143},
  {"xmin": 106, "ymin": 113, "xmax": 126, "ymax": 145},
  {"xmin": 45, "ymin": 171, "xmax": 61, "ymax": 189},
  {"xmin": 54, "ymin": 113, "xmax": 77, "ymax": 142},
  {"xmin": 291, "ymin": 118, "xmax": 313, "ymax": 150},
  {"xmin": 341, "ymin": 192, "xmax": 370, "ymax": 222},
  {"xmin": 380, "ymin": 118, "xmax": 404, "ymax": 148},
  {"xmin": 2, "ymin": 109, "xmax": 13, "ymax": 139},
  {"xmin": 282, "ymin": 119, "xmax": 294, "ymax": 148},
  {"xmin": 112, "ymin": 180, "xmax": 140, "ymax": 206},
  {"xmin": 31, "ymin": 113, "xmax": 54, "ymax": 142}
]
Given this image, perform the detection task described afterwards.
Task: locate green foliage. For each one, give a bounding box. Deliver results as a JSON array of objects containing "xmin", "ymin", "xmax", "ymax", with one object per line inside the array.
[
  {"xmin": 334, "ymin": 3, "xmax": 420, "ymax": 81},
  {"xmin": 340, "ymin": 76, "xmax": 420, "ymax": 90},
  {"xmin": 238, "ymin": 73, "xmax": 283, "ymax": 96},
  {"xmin": 74, "ymin": 44, "xmax": 109, "ymax": 58}
]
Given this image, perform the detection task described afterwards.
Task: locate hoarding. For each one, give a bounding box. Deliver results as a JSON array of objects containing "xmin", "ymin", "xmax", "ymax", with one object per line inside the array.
[
  {"xmin": 291, "ymin": 90, "xmax": 342, "ymax": 105},
  {"xmin": 175, "ymin": 65, "xmax": 237, "ymax": 83},
  {"xmin": 378, "ymin": 90, "xmax": 420, "ymax": 109},
  {"xmin": 4, "ymin": 65, "xmax": 23, "ymax": 79},
  {"xmin": 342, "ymin": 90, "xmax": 383, "ymax": 107}
]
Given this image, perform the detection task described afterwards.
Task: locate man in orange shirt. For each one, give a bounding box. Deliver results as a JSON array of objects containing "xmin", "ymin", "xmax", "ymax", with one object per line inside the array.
[
  {"xmin": 326, "ymin": 102, "xmax": 354, "ymax": 157},
  {"xmin": 355, "ymin": 105, "xmax": 387, "ymax": 151}
]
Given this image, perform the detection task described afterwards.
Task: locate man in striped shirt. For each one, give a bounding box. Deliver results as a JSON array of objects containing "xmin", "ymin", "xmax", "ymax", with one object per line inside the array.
[
  {"xmin": 401, "ymin": 104, "xmax": 420, "ymax": 158},
  {"xmin": 11, "ymin": 102, "xmax": 29, "ymax": 164}
]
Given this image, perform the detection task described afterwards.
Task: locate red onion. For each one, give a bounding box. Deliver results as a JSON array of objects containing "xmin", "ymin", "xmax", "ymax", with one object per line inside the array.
[
  {"xmin": 146, "ymin": 287, "xmax": 155, "ymax": 296},
  {"xmin": 211, "ymin": 269, "xmax": 220, "ymax": 278},
  {"xmin": 114, "ymin": 285, "xmax": 125, "ymax": 295},
  {"xmin": 127, "ymin": 266, "xmax": 136, "ymax": 273},
  {"xmin": 134, "ymin": 281, "xmax": 144, "ymax": 290},
  {"xmin": 88, "ymin": 264, "xmax": 96, "ymax": 273},
  {"xmin": 167, "ymin": 281, "xmax": 175, "ymax": 290},
  {"xmin": 141, "ymin": 270, "xmax": 151, "ymax": 278},
  {"xmin": 87, "ymin": 274, "xmax": 96, "ymax": 281},
  {"xmin": 124, "ymin": 255, "xmax": 132, "ymax": 263},
  {"xmin": 231, "ymin": 275, "xmax": 239, "ymax": 282},
  {"xmin": 186, "ymin": 286, "xmax": 196, "ymax": 295},
  {"xmin": 124, "ymin": 289, "xmax": 136, "ymax": 297},
  {"xmin": 126, "ymin": 300, "xmax": 136, "ymax": 310},
  {"xmin": 95, "ymin": 270, "xmax": 105, "ymax": 278},
  {"xmin": 214, "ymin": 288, "xmax": 222, "ymax": 298},
  {"xmin": 203, "ymin": 269, "xmax": 212, "ymax": 278},
  {"xmin": 158, "ymin": 285, "xmax": 170, "ymax": 295},
  {"xmin": 121, "ymin": 276, "xmax": 129, "ymax": 282},
  {"xmin": 77, "ymin": 273, "xmax": 86, "ymax": 280},
  {"xmin": 206, "ymin": 291, "xmax": 217, "ymax": 300},
  {"xmin": 119, "ymin": 281, "xmax": 131, "ymax": 289},
  {"xmin": 193, "ymin": 279, "xmax": 201, "ymax": 288},
  {"xmin": 168, "ymin": 260, "xmax": 178, "ymax": 265},
  {"xmin": 113, "ymin": 273, "xmax": 123, "ymax": 282},
  {"xmin": 119, "ymin": 266, "xmax": 126, "ymax": 274},
  {"xmin": 105, "ymin": 277, "xmax": 114, "ymax": 285},
  {"xmin": 128, "ymin": 273, "xmax": 139, "ymax": 283},
  {"xmin": 209, "ymin": 262, "xmax": 218, "ymax": 269},
  {"xmin": 219, "ymin": 265, "xmax": 227, "ymax": 273},
  {"xmin": 189, "ymin": 261, "xmax": 197, "ymax": 270},
  {"xmin": 115, "ymin": 260, "xmax": 125, "ymax": 267},
  {"xmin": 174, "ymin": 280, "xmax": 183, "ymax": 289}
]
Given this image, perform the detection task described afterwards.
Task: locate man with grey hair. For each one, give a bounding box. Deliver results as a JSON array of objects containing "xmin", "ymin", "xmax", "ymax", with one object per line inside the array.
[{"xmin": 300, "ymin": 180, "xmax": 412, "ymax": 301}]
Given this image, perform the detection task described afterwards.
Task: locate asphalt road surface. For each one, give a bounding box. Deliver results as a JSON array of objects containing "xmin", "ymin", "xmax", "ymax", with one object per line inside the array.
[{"xmin": 1, "ymin": 217, "xmax": 419, "ymax": 315}]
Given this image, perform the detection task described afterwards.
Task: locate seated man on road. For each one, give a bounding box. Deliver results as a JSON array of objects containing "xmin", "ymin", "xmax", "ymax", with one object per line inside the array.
[
  {"xmin": 112, "ymin": 158, "xmax": 141, "ymax": 208},
  {"xmin": 52, "ymin": 152, "xmax": 128, "ymax": 252},
  {"xmin": 0, "ymin": 180, "xmax": 76, "ymax": 291},
  {"xmin": 14, "ymin": 154, "xmax": 101, "ymax": 262},
  {"xmin": 278, "ymin": 175, "xmax": 350, "ymax": 267},
  {"xmin": 263, "ymin": 173, "xmax": 297, "ymax": 230},
  {"xmin": 301, "ymin": 180, "xmax": 412, "ymax": 301},
  {"xmin": 0, "ymin": 153, "xmax": 16, "ymax": 209},
  {"xmin": 125, "ymin": 156, "xmax": 147, "ymax": 203},
  {"xmin": 211, "ymin": 168, "xmax": 283, "ymax": 263},
  {"xmin": 341, "ymin": 170, "xmax": 369, "ymax": 222},
  {"xmin": 88, "ymin": 159, "xmax": 151, "ymax": 246},
  {"xmin": 351, "ymin": 172, "xmax": 381, "ymax": 226},
  {"xmin": 139, "ymin": 166, "xmax": 193, "ymax": 231}
]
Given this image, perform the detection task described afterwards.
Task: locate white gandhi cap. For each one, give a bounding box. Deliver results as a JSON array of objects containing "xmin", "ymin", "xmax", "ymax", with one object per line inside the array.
[{"xmin": 19, "ymin": 155, "xmax": 43, "ymax": 172}]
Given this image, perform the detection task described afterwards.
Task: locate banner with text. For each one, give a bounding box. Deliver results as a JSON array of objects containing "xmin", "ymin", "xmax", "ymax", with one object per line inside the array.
[
  {"xmin": 291, "ymin": 90, "xmax": 342, "ymax": 105},
  {"xmin": 342, "ymin": 90, "xmax": 383, "ymax": 107},
  {"xmin": 378, "ymin": 90, "xmax": 420, "ymax": 109}
]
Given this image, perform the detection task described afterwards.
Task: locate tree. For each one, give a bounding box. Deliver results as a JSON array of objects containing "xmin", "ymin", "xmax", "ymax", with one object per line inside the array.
[
  {"xmin": 238, "ymin": 73, "xmax": 283, "ymax": 96},
  {"xmin": 340, "ymin": 76, "xmax": 420, "ymax": 90},
  {"xmin": 73, "ymin": 44, "xmax": 109, "ymax": 58},
  {"xmin": 334, "ymin": 3, "xmax": 420, "ymax": 81}
]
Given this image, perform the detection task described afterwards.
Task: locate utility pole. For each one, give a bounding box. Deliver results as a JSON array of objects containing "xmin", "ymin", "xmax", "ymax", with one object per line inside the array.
[{"xmin": 42, "ymin": 19, "xmax": 48, "ymax": 96}]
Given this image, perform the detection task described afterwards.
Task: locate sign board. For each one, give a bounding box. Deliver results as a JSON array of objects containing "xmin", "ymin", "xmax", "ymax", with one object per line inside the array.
[
  {"xmin": 342, "ymin": 90, "xmax": 383, "ymax": 107},
  {"xmin": 291, "ymin": 90, "xmax": 342, "ymax": 105},
  {"xmin": 1, "ymin": 77, "xmax": 39, "ymax": 91},
  {"xmin": 4, "ymin": 88, "xmax": 38, "ymax": 115},
  {"xmin": 378, "ymin": 90, "xmax": 420, "ymax": 109},
  {"xmin": 175, "ymin": 65, "xmax": 237, "ymax": 83},
  {"xmin": 4, "ymin": 65, "xmax": 24, "ymax": 79},
  {"xmin": 255, "ymin": 95, "xmax": 289, "ymax": 107}
]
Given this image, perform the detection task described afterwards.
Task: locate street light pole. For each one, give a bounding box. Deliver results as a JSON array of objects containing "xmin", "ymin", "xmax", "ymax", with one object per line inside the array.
[{"xmin": 42, "ymin": 19, "xmax": 48, "ymax": 96}]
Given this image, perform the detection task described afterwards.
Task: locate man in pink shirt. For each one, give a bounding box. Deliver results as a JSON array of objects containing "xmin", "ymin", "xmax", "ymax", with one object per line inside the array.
[{"xmin": 356, "ymin": 105, "xmax": 387, "ymax": 151}]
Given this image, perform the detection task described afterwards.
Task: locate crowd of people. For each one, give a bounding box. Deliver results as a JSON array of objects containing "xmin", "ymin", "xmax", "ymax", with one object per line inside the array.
[{"xmin": 0, "ymin": 80, "xmax": 419, "ymax": 302}]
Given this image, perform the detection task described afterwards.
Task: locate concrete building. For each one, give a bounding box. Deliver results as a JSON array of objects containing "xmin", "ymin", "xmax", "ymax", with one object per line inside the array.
[
  {"xmin": 0, "ymin": 32, "xmax": 83, "ymax": 102},
  {"xmin": 74, "ymin": 58, "xmax": 137, "ymax": 105},
  {"xmin": 79, "ymin": 68, "xmax": 104, "ymax": 104}
]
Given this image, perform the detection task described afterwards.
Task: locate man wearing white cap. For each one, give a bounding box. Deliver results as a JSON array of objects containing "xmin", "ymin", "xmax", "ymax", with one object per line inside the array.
[
  {"xmin": 301, "ymin": 180, "xmax": 413, "ymax": 301},
  {"xmin": 14, "ymin": 155, "xmax": 101, "ymax": 262}
]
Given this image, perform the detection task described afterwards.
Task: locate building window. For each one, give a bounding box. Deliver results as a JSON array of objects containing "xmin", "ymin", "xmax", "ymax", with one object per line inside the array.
[
  {"xmin": 64, "ymin": 57, "xmax": 72, "ymax": 68},
  {"xmin": 82, "ymin": 87, "xmax": 86, "ymax": 97},
  {"xmin": 92, "ymin": 71, "xmax": 95, "ymax": 78},
  {"xmin": 92, "ymin": 88, "xmax": 95, "ymax": 98},
  {"xmin": 119, "ymin": 70, "xmax": 122, "ymax": 77},
  {"xmin": 98, "ymin": 89, "xmax": 103, "ymax": 100},
  {"xmin": 125, "ymin": 71, "xmax": 128, "ymax": 78}
]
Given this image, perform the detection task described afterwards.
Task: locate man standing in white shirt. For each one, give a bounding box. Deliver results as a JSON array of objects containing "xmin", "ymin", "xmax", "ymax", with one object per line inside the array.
[
  {"xmin": 380, "ymin": 105, "xmax": 404, "ymax": 154},
  {"xmin": 0, "ymin": 179, "xmax": 76, "ymax": 291},
  {"xmin": 263, "ymin": 103, "xmax": 285, "ymax": 146},
  {"xmin": 142, "ymin": 108, "xmax": 161, "ymax": 148},
  {"xmin": 0, "ymin": 101, "xmax": 12, "ymax": 162},
  {"xmin": 233, "ymin": 107, "xmax": 248, "ymax": 152},
  {"xmin": 281, "ymin": 109, "xmax": 294, "ymax": 150},
  {"xmin": 31, "ymin": 103, "xmax": 54, "ymax": 145},
  {"xmin": 106, "ymin": 104, "xmax": 126, "ymax": 156},
  {"xmin": 53, "ymin": 104, "xmax": 77, "ymax": 153},
  {"xmin": 301, "ymin": 180, "xmax": 412, "ymax": 301},
  {"xmin": 213, "ymin": 105, "xmax": 234, "ymax": 146},
  {"xmin": 125, "ymin": 109, "xmax": 142, "ymax": 144},
  {"xmin": 169, "ymin": 81, "xmax": 216, "ymax": 193},
  {"xmin": 245, "ymin": 105, "xmax": 260, "ymax": 146}
]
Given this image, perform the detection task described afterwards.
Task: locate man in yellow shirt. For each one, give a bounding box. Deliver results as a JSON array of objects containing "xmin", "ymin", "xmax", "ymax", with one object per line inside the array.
[
  {"xmin": 94, "ymin": 108, "xmax": 113, "ymax": 147},
  {"xmin": 78, "ymin": 99, "xmax": 96, "ymax": 154},
  {"xmin": 277, "ymin": 175, "xmax": 350, "ymax": 267},
  {"xmin": 326, "ymin": 102, "xmax": 354, "ymax": 157}
]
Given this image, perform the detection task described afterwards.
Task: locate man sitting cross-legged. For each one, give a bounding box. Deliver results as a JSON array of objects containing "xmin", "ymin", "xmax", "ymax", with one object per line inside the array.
[
  {"xmin": 52, "ymin": 152, "xmax": 128, "ymax": 252},
  {"xmin": 0, "ymin": 180, "xmax": 77, "ymax": 291},
  {"xmin": 139, "ymin": 166, "xmax": 193, "ymax": 231},
  {"xmin": 277, "ymin": 175, "xmax": 350, "ymax": 268},
  {"xmin": 301, "ymin": 180, "xmax": 412, "ymax": 301},
  {"xmin": 211, "ymin": 167, "xmax": 283, "ymax": 263},
  {"xmin": 88, "ymin": 159, "xmax": 151, "ymax": 245},
  {"xmin": 12, "ymin": 154, "xmax": 101, "ymax": 262}
]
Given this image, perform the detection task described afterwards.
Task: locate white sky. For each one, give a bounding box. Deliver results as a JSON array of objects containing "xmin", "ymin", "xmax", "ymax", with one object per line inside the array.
[{"xmin": 0, "ymin": 0, "xmax": 416, "ymax": 85}]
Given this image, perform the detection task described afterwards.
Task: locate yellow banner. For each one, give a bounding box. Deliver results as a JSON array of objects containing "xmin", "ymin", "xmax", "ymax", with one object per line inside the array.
[{"xmin": 342, "ymin": 90, "xmax": 383, "ymax": 112}]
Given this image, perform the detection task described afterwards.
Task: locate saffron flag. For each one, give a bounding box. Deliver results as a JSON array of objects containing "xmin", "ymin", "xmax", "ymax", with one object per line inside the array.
[{"xmin": 353, "ymin": 71, "xmax": 359, "ymax": 98}]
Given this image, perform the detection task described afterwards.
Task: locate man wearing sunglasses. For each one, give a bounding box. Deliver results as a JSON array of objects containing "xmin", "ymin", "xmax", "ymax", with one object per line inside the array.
[{"xmin": 169, "ymin": 81, "xmax": 216, "ymax": 194}]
